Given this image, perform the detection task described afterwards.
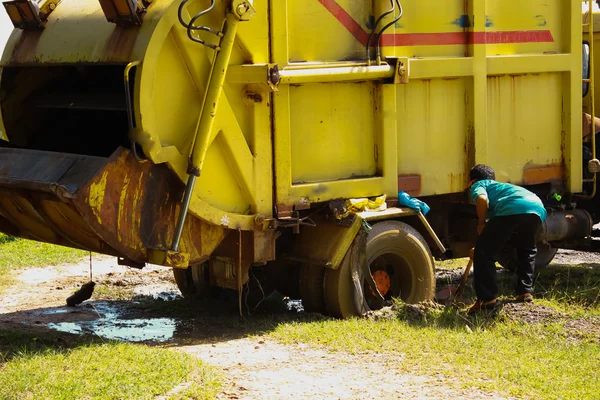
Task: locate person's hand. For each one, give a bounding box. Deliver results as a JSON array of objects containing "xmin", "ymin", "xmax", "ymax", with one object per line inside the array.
[
  {"xmin": 477, "ymin": 221, "xmax": 486, "ymax": 235},
  {"xmin": 469, "ymin": 247, "xmax": 475, "ymax": 260}
]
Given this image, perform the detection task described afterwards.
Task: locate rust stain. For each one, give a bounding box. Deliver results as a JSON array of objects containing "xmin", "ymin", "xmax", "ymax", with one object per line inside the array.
[
  {"xmin": 522, "ymin": 164, "xmax": 564, "ymax": 186},
  {"xmin": 276, "ymin": 204, "xmax": 294, "ymax": 219},
  {"xmin": 104, "ymin": 27, "xmax": 139, "ymax": 61},
  {"xmin": 75, "ymin": 148, "xmax": 226, "ymax": 266},
  {"xmin": 398, "ymin": 174, "xmax": 421, "ymax": 196},
  {"xmin": 449, "ymin": 173, "xmax": 466, "ymax": 193},
  {"xmin": 10, "ymin": 31, "xmax": 43, "ymax": 64}
]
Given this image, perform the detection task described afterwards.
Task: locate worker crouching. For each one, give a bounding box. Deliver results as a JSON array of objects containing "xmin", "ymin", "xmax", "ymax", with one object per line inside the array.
[{"xmin": 467, "ymin": 165, "xmax": 547, "ymax": 314}]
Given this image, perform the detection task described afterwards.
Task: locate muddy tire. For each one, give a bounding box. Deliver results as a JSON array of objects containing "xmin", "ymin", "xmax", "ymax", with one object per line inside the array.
[
  {"xmin": 498, "ymin": 243, "xmax": 557, "ymax": 273},
  {"xmin": 299, "ymin": 264, "xmax": 326, "ymax": 313},
  {"xmin": 324, "ymin": 221, "xmax": 436, "ymax": 318},
  {"xmin": 173, "ymin": 262, "xmax": 210, "ymax": 298}
]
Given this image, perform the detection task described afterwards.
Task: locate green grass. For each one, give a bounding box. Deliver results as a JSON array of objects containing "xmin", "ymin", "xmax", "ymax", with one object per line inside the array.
[
  {"xmin": 0, "ymin": 330, "xmax": 221, "ymax": 400},
  {"xmin": 435, "ymin": 257, "xmax": 469, "ymax": 270},
  {"xmin": 93, "ymin": 284, "xmax": 136, "ymax": 301},
  {"xmin": 270, "ymin": 309, "xmax": 598, "ymax": 400},
  {"xmin": 0, "ymin": 234, "xmax": 88, "ymax": 293},
  {"xmin": 270, "ymin": 263, "xmax": 600, "ymax": 400}
]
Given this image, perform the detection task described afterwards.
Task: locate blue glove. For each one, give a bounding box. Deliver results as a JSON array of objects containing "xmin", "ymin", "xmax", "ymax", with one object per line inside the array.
[{"xmin": 398, "ymin": 191, "xmax": 431, "ymax": 215}]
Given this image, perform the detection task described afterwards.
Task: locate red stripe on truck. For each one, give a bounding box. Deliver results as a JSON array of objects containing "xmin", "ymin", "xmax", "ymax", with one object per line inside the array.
[{"xmin": 318, "ymin": 0, "xmax": 555, "ymax": 46}]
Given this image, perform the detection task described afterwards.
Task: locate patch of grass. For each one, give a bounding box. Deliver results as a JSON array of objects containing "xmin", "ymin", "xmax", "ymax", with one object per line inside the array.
[
  {"xmin": 271, "ymin": 308, "xmax": 598, "ymax": 400},
  {"xmin": 533, "ymin": 263, "xmax": 600, "ymax": 307},
  {"xmin": 271, "ymin": 263, "xmax": 600, "ymax": 400},
  {"xmin": 0, "ymin": 330, "xmax": 221, "ymax": 400},
  {"xmin": 435, "ymin": 257, "xmax": 469, "ymax": 270},
  {"xmin": 0, "ymin": 233, "xmax": 88, "ymax": 293},
  {"xmin": 93, "ymin": 285, "xmax": 136, "ymax": 301}
]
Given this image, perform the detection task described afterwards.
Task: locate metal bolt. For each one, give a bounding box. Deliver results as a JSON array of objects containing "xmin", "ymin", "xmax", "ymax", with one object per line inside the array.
[
  {"xmin": 269, "ymin": 67, "xmax": 280, "ymax": 85},
  {"xmin": 236, "ymin": 2, "xmax": 249, "ymax": 16},
  {"xmin": 254, "ymin": 214, "xmax": 265, "ymax": 225}
]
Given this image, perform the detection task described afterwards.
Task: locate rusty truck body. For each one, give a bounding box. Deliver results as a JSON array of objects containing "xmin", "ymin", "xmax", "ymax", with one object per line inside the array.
[{"xmin": 0, "ymin": 0, "xmax": 598, "ymax": 317}]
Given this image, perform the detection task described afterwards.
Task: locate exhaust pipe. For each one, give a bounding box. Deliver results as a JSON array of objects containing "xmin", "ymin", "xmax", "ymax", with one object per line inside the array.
[{"xmin": 541, "ymin": 209, "xmax": 593, "ymax": 243}]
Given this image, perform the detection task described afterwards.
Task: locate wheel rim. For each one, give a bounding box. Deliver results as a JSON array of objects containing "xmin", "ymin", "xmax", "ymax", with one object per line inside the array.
[
  {"xmin": 324, "ymin": 221, "xmax": 435, "ymax": 318},
  {"xmin": 367, "ymin": 249, "xmax": 416, "ymax": 302},
  {"xmin": 370, "ymin": 269, "xmax": 391, "ymax": 297}
]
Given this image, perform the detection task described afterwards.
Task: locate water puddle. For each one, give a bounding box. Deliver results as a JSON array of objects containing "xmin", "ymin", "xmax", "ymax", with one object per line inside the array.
[
  {"xmin": 39, "ymin": 308, "xmax": 70, "ymax": 315},
  {"xmin": 47, "ymin": 302, "xmax": 178, "ymax": 343}
]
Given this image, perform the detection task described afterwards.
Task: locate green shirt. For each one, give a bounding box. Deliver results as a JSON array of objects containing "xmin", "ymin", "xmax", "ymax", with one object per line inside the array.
[{"xmin": 471, "ymin": 180, "xmax": 547, "ymax": 222}]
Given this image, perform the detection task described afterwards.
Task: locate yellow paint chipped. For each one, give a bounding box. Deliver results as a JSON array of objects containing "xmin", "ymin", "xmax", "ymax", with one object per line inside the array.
[
  {"xmin": 117, "ymin": 174, "xmax": 131, "ymax": 242},
  {"xmin": 88, "ymin": 171, "xmax": 109, "ymax": 225}
]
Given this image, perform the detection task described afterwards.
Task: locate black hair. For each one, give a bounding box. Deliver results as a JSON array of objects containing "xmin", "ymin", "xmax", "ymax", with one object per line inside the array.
[{"xmin": 469, "ymin": 164, "xmax": 495, "ymax": 182}]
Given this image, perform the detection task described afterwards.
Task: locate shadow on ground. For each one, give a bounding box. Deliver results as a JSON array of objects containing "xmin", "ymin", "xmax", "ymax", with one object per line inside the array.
[
  {"xmin": 0, "ymin": 292, "xmax": 329, "ymax": 351},
  {"xmin": 1, "ymin": 261, "xmax": 599, "ymax": 350}
]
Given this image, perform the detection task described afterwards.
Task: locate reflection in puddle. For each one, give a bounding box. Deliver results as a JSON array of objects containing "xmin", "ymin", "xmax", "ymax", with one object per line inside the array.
[
  {"xmin": 38, "ymin": 308, "xmax": 70, "ymax": 315},
  {"xmin": 49, "ymin": 318, "xmax": 177, "ymax": 342},
  {"xmin": 46, "ymin": 302, "xmax": 177, "ymax": 343}
]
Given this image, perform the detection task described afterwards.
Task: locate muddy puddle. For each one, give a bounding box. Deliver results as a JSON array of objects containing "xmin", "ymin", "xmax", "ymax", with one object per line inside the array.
[
  {"xmin": 2, "ymin": 250, "xmax": 598, "ymax": 345},
  {"xmin": 43, "ymin": 297, "xmax": 308, "ymax": 343},
  {"xmin": 46, "ymin": 302, "xmax": 178, "ymax": 343}
]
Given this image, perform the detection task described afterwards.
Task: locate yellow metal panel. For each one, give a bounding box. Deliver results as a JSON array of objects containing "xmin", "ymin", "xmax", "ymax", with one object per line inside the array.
[
  {"xmin": 568, "ymin": 0, "xmax": 583, "ymax": 193},
  {"xmin": 135, "ymin": 0, "xmax": 273, "ymax": 229},
  {"xmin": 484, "ymin": 0, "xmax": 565, "ymax": 56},
  {"xmin": 287, "ymin": 0, "xmax": 368, "ymax": 63},
  {"xmin": 289, "ymin": 83, "xmax": 377, "ymax": 184},
  {"xmin": 198, "ymin": 135, "xmax": 252, "ymax": 215},
  {"xmin": 287, "ymin": 177, "xmax": 387, "ymax": 205},
  {"xmin": 470, "ymin": 0, "xmax": 489, "ymax": 168},
  {"xmin": 378, "ymin": 84, "xmax": 398, "ymax": 199},
  {"xmin": 0, "ymin": 0, "xmax": 169, "ymax": 65},
  {"xmin": 409, "ymin": 58, "xmax": 474, "ymax": 79},
  {"xmin": 486, "ymin": 74, "xmax": 564, "ymax": 183},
  {"xmin": 487, "ymin": 54, "xmax": 572, "ymax": 76},
  {"xmin": 149, "ymin": 31, "xmax": 204, "ymax": 151},
  {"xmin": 397, "ymin": 78, "xmax": 469, "ymax": 195},
  {"xmin": 379, "ymin": 0, "xmax": 473, "ymax": 59}
]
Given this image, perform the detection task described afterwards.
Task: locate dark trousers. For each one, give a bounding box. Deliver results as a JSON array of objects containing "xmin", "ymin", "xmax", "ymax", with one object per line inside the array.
[{"xmin": 473, "ymin": 214, "xmax": 541, "ymax": 301}]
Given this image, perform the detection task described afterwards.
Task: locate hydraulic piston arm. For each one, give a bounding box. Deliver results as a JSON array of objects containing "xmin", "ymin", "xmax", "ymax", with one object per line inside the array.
[{"xmin": 150, "ymin": 0, "xmax": 256, "ymax": 267}]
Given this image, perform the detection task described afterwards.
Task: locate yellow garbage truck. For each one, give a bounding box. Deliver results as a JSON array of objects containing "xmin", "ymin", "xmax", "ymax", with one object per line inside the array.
[{"xmin": 0, "ymin": 0, "xmax": 598, "ymax": 317}]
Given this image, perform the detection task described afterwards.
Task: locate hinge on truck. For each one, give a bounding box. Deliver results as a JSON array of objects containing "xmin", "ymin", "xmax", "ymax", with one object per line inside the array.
[{"xmin": 391, "ymin": 57, "xmax": 410, "ymax": 84}]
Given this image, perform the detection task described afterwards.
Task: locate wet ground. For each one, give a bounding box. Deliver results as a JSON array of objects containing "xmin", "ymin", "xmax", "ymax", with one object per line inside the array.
[{"xmin": 0, "ymin": 251, "xmax": 598, "ymax": 399}]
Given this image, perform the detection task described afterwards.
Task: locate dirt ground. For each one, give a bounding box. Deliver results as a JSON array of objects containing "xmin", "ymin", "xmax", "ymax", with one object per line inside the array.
[{"xmin": 0, "ymin": 252, "xmax": 598, "ymax": 399}]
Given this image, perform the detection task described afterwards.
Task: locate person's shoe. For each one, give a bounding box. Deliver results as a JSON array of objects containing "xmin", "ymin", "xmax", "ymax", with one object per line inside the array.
[
  {"xmin": 515, "ymin": 293, "xmax": 533, "ymax": 303},
  {"xmin": 467, "ymin": 299, "xmax": 500, "ymax": 314}
]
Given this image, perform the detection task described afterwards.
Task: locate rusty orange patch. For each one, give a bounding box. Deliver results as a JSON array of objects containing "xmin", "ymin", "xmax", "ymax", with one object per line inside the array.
[
  {"xmin": 398, "ymin": 174, "xmax": 421, "ymax": 196},
  {"xmin": 522, "ymin": 164, "xmax": 564, "ymax": 186}
]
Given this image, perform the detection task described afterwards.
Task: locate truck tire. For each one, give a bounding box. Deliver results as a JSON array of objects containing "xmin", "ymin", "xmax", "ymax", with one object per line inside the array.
[
  {"xmin": 324, "ymin": 221, "xmax": 436, "ymax": 318},
  {"xmin": 173, "ymin": 262, "xmax": 210, "ymax": 298},
  {"xmin": 299, "ymin": 264, "xmax": 326, "ymax": 313},
  {"xmin": 498, "ymin": 243, "xmax": 557, "ymax": 272}
]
